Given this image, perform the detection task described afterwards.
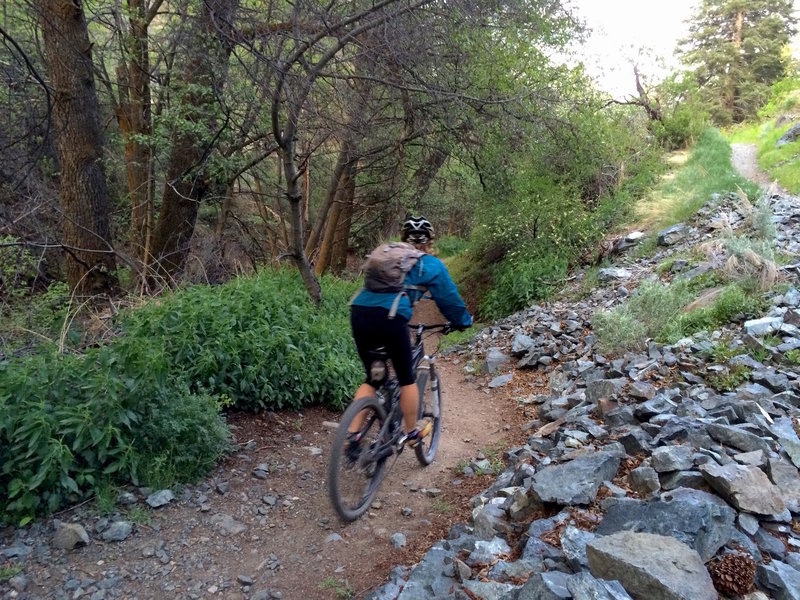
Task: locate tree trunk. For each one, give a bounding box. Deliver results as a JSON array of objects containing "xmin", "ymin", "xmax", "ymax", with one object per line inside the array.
[
  {"xmin": 331, "ymin": 166, "xmax": 355, "ymax": 273},
  {"xmin": 37, "ymin": 0, "xmax": 117, "ymax": 296},
  {"xmin": 282, "ymin": 144, "xmax": 322, "ymax": 304},
  {"xmin": 117, "ymin": 0, "xmax": 155, "ymax": 266},
  {"xmin": 410, "ymin": 145, "xmax": 448, "ymax": 211},
  {"xmin": 149, "ymin": 0, "xmax": 239, "ymax": 283}
]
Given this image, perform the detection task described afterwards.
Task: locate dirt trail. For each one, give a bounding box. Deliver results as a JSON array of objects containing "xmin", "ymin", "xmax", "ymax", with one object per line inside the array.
[
  {"xmin": 730, "ymin": 142, "xmax": 786, "ymax": 193},
  {"xmin": 6, "ymin": 303, "xmax": 530, "ymax": 600}
]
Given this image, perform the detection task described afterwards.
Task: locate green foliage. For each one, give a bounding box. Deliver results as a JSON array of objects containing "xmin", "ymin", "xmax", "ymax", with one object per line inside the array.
[
  {"xmin": 0, "ymin": 269, "xmax": 361, "ymax": 524},
  {"xmin": 594, "ymin": 280, "xmax": 762, "ymax": 354},
  {"xmin": 784, "ymin": 349, "xmax": 800, "ymax": 365},
  {"xmin": 651, "ymin": 129, "xmax": 760, "ymax": 233},
  {"xmin": 319, "ymin": 576, "xmax": 355, "ymax": 600},
  {"xmin": 678, "ymin": 0, "xmax": 798, "ymax": 124},
  {"xmin": 480, "ymin": 252, "xmax": 568, "ymax": 319},
  {"xmin": 438, "ymin": 324, "xmax": 482, "ymax": 351},
  {"xmin": 120, "ymin": 269, "xmax": 362, "ymax": 412},
  {"xmin": 0, "ymin": 342, "xmax": 231, "ymax": 524},
  {"xmin": 0, "ymin": 565, "xmax": 22, "ymax": 582},
  {"xmin": 706, "ymin": 364, "xmax": 752, "ymax": 392},
  {"xmin": 434, "ymin": 236, "xmax": 469, "ymax": 258}
]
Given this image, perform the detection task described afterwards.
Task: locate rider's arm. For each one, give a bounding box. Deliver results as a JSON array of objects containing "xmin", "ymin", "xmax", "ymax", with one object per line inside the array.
[{"xmin": 418, "ymin": 256, "xmax": 472, "ymax": 329}]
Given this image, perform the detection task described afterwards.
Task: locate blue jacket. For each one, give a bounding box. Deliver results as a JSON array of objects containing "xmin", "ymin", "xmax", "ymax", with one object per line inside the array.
[{"xmin": 352, "ymin": 254, "xmax": 472, "ymax": 326}]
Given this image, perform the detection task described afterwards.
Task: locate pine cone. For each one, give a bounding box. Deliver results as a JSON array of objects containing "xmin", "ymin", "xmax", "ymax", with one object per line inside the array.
[{"xmin": 708, "ymin": 551, "xmax": 756, "ymax": 596}]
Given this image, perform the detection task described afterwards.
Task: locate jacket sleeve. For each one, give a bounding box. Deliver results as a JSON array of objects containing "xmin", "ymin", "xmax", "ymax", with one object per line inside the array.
[{"xmin": 423, "ymin": 257, "xmax": 473, "ymax": 328}]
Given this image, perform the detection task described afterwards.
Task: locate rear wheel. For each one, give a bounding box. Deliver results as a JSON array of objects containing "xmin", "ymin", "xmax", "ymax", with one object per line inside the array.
[
  {"xmin": 415, "ymin": 367, "xmax": 443, "ymax": 465},
  {"xmin": 328, "ymin": 396, "xmax": 389, "ymax": 522}
]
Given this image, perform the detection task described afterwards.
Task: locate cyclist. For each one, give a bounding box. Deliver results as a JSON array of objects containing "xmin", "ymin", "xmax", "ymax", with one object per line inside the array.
[{"xmin": 348, "ymin": 216, "xmax": 472, "ymax": 451}]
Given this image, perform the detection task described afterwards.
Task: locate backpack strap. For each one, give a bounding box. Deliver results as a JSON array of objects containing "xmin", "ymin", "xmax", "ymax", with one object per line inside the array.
[{"xmin": 387, "ymin": 291, "xmax": 406, "ymax": 319}]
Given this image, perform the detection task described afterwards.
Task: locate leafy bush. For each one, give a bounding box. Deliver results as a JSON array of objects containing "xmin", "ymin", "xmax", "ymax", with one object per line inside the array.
[
  {"xmin": 0, "ymin": 343, "xmax": 231, "ymax": 524},
  {"xmin": 480, "ymin": 253, "xmax": 568, "ymax": 319},
  {"xmin": 120, "ymin": 269, "xmax": 362, "ymax": 412},
  {"xmin": 0, "ymin": 269, "xmax": 363, "ymax": 524}
]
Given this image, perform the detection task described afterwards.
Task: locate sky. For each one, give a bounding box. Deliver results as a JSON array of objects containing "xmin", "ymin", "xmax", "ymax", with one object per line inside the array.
[{"xmin": 566, "ymin": 0, "xmax": 800, "ymax": 98}]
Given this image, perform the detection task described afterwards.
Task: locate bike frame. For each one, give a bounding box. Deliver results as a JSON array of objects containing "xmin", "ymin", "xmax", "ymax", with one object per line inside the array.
[{"xmin": 362, "ymin": 323, "xmax": 444, "ymax": 463}]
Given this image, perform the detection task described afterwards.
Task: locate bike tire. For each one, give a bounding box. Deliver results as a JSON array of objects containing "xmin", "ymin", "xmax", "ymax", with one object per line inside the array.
[
  {"xmin": 327, "ymin": 396, "xmax": 389, "ymax": 522},
  {"xmin": 414, "ymin": 368, "xmax": 443, "ymax": 466}
]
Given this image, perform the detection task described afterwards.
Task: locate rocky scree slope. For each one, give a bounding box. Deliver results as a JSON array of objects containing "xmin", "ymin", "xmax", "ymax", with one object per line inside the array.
[{"xmin": 367, "ymin": 190, "xmax": 800, "ymax": 600}]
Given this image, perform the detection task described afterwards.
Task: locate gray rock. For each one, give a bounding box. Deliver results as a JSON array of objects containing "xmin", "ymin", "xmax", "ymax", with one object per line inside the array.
[
  {"xmin": 754, "ymin": 528, "xmax": 787, "ymax": 559},
  {"xmin": 101, "ymin": 521, "xmax": 132, "ymax": 542},
  {"xmin": 752, "ymin": 370, "xmax": 792, "ymax": 393},
  {"xmin": 531, "ymin": 450, "xmax": 622, "ymax": 506},
  {"xmin": 512, "ymin": 333, "xmax": 536, "ymax": 356},
  {"xmin": 8, "ymin": 574, "xmax": 28, "ymax": 592},
  {"xmin": 745, "ymin": 317, "xmax": 783, "ymax": 336},
  {"xmin": 707, "ymin": 422, "xmax": 773, "ymax": 454},
  {"xmin": 467, "ymin": 537, "xmax": 510, "ymax": 566},
  {"xmin": 487, "ymin": 559, "xmax": 542, "ymax": 583},
  {"xmin": 53, "ymin": 522, "xmax": 90, "ymax": 550},
  {"xmin": 587, "ymin": 531, "xmax": 716, "ymax": 600},
  {"xmin": 596, "ymin": 488, "xmax": 735, "ymax": 561},
  {"xmin": 510, "ymin": 572, "xmax": 569, "ymax": 600},
  {"xmin": 701, "ymin": 462, "xmax": 787, "ymax": 516},
  {"xmin": 758, "ymin": 560, "xmax": 800, "ymax": 600},
  {"xmin": 253, "ymin": 464, "xmax": 270, "ymax": 479},
  {"xmin": 209, "ymin": 513, "xmax": 248, "ymax": 535},
  {"xmin": 598, "ymin": 268, "xmax": 632, "ymax": 282},
  {"xmin": 486, "ymin": 348, "xmax": 510, "ymax": 374},
  {"xmin": 566, "ymin": 572, "xmax": 633, "ymax": 600},
  {"xmin": 650, "ymin": 445, "xmax": 694, "ymax": 473},
  {"xmin": 560, "ymin": 526, "xmax": 595, "ymax": 571},
  {"xmin": 739, "ymin": 513, "xmax": 760, "ymax": 536},
  {"xmin": 145, "ymin": 489, "xmax": 175, "ymax": 508},
  {"xmin": 659, "ymin": 470, "xmax": 706, "ymax": 491},
  {"xmin": 777, "ymin": 122, "xmax": 800, "ymax": 147},
  {"xmin": 628, "ymin": 466, "xmax": 661, "ymax": 495},
  {"xmin": 586, "ymin": 380, "xmax": 618, "ymax": 403},
  {"xmin": 462, "ymin": 580, "xmax": 519, "ymax": 599},
  {"xmin": 391, "ymin": 533, "xmax": 407, "ymax": 549},
  {"xmin": 769, "ymin": 459, "xmax": 800, "ymax": 513},
  {"xmin": 489, "ymin": 374, "xmax": 514, "ymax": 388},
  {"xmin": 658, "ymin": 224, "xmax": 688, "ymax": 246},
  {"xmin": 629, "ymin": 382, "xmax": 656, "ymax": 401}
]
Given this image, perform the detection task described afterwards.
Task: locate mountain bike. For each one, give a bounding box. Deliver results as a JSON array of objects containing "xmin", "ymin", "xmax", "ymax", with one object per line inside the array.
[{"xmin": 327, "ymin": 322, "xmax": 451, "ymax": 522}]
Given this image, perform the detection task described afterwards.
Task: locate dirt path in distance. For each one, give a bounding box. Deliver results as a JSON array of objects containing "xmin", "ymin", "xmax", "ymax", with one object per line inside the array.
[{"xmin": 730, "ymin": 142, "xmax": 786, "ymax": 193}]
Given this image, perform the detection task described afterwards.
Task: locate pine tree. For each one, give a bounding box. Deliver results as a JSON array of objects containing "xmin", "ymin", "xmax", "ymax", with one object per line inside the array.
[{"xmin": 678, "ymin": 0, "xmax": 797, "ymax": 124}]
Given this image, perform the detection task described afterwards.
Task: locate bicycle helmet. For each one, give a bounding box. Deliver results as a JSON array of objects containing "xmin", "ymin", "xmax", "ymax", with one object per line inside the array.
[{"xmin": 401, "ymin": 216, "xmax": 434, "ymax": 244}]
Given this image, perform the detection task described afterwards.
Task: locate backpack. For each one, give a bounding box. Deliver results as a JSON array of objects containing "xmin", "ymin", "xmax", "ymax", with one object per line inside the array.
[{"xmin": 363, "ymin": 242, "xmax": 424, "ymax": 293}]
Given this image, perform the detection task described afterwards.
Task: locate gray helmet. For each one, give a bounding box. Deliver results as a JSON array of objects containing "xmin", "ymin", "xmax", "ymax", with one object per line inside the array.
[{"xmin": 401, "ymin": 216, "xmax": 434, "ymax": 243}]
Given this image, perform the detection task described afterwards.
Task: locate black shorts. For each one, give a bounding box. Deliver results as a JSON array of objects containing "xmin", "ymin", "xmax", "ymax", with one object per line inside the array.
[{"xmin": 350, "ymin": 305, "xmax": 414, "ymax": 386}]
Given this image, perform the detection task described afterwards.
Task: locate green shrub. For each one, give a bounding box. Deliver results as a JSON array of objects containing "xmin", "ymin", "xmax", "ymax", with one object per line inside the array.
[
  {"xmin": 0, "ymin": 343, "xmax": 230, "ymax": 524},
  {"xmin": 120, "ymin": 269, "xmax": 362, "ymax": 412},
  {"xmin": 480, "ymin": 253, "xmax": 568, "ymax": 319},
  {"xmin": 0, "ymin": 269, "xmax": 363, "ymax": 524},
  {"xmin": 434, "ymin": 236, "xmax": 469, "ymax": 258},
  {"xmin": 594, "ymin": 280, "xmax": 762, "ymax": 353}
]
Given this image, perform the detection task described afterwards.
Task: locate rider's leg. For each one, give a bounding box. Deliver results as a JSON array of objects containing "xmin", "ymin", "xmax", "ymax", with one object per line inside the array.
[
  {"xmin": 399, "ymin": 383, "xmax": 419, "ymax": 432},
  {"xmin": 348, "ymin": 383, "xmax": 376, "ymax": 434}
]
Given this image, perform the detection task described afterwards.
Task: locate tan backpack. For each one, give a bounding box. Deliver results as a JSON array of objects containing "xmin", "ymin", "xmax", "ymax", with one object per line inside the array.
[{"xmin": 363, "ymin": 242, "xmax": 424, "ymax": 293}]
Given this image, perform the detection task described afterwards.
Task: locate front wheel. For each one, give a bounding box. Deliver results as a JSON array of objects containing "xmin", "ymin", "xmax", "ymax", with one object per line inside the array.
[
  {"xmin": 328, "ymin": 396, "xmax": 389, "ymax": 522},
  {"xmin": 415, "ymin": 367, "xmax": 443, "ymax": 466}
]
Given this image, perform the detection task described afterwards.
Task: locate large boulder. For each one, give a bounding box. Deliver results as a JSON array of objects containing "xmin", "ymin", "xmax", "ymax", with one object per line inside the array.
[
  {"xmin": 700, "ymin": 462, "xmax": 787, "ymax": 517},
  {"xmin": 587, "ymin": 531, "xmax": 716, "ymax": 600},
  {"xmin": 595, "ymin": 488, "xmax": 735, "ymax": 561}
]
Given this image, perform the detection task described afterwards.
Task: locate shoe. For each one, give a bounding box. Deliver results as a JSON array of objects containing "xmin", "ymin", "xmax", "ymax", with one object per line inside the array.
[
  {"xmin": 345, "ymin": 433, "xmax": 361, "ymax": 463},
  {"xmin": 401, "ymin": 421, "xmax": 433, "ymax": 448}
]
